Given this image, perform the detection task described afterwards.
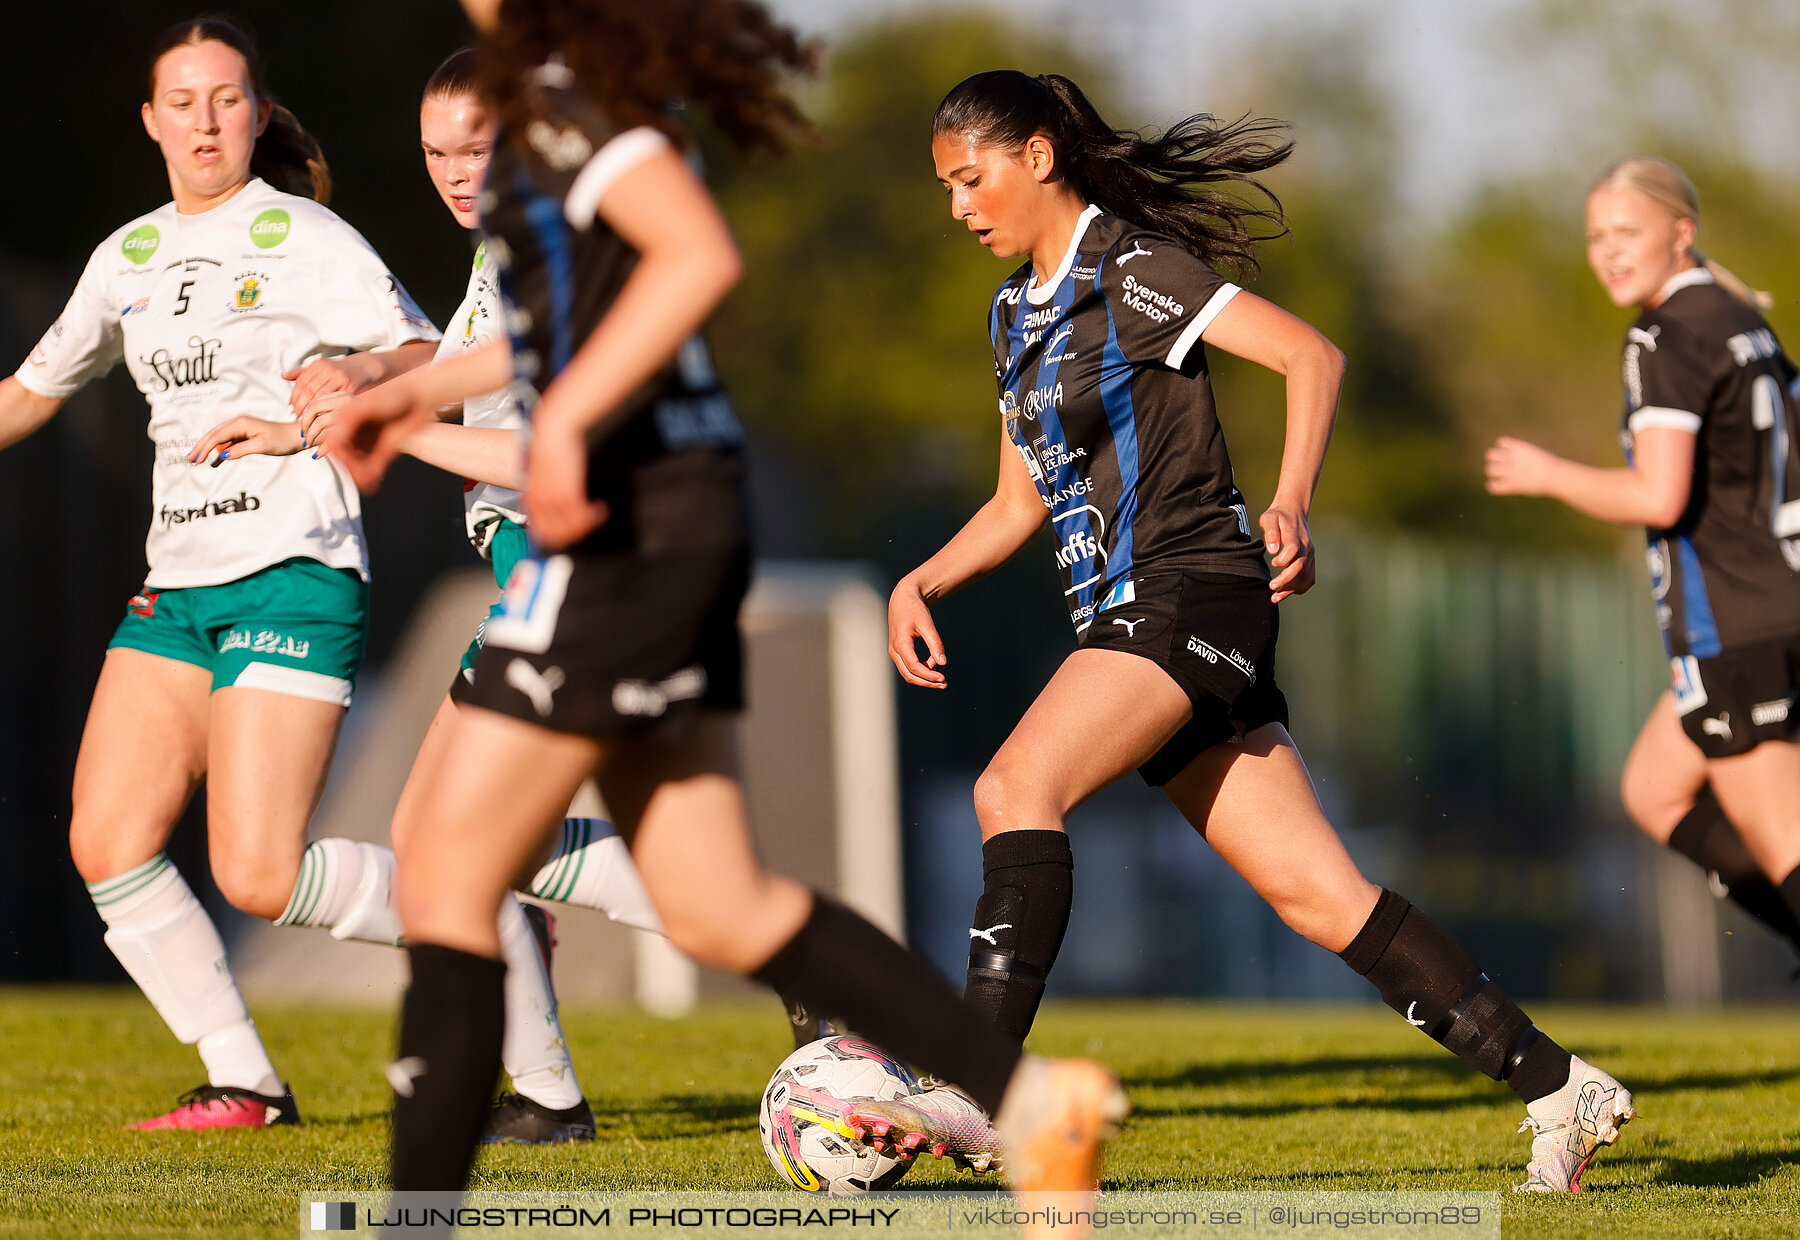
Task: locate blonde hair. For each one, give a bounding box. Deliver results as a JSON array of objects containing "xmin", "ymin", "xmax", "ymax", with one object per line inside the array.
[{"xmin": 1591, "ymin": 156, "xmax": 1771, "ymax": 311}]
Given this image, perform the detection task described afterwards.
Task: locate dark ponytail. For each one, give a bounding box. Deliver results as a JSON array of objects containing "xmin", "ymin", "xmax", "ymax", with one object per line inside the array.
[
  {"xmin": 147, "ymin": 16, "xmax": 332, "ymax": 203},
  {"xmin": 933, "ymin": 70, "xmax": 1291, "ymax": 278}
]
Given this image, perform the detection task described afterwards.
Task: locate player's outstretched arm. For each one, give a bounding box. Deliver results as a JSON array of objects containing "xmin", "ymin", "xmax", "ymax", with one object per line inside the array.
[
  {"xmin": 0, "ymin": 377, "xmax": 66, "ymax": 451},
  {"xmin": 283, "ymin": 340, "xmax": 440, "ymax": 422},
  {"xmin": 1485, "ymin": 428, "xmax": 1694, "ymax": 528},
  {"xmin": 1201, "ymin": 291, "xmax": 1345, "ymax": 602},
  {"xmin": 398, "ymin": 424, "xmax": 524, "ymax": 490},
  {"xmin": 889, "ymin": 425, "xmax": 1047, "ymax": 688},
  {"xmin": 188, "ymin": 416, "xmax": 304, "ymax": 466},
  {"xmin": 329, "ymin": 339, "xmax": 513, "ymax": 489}
]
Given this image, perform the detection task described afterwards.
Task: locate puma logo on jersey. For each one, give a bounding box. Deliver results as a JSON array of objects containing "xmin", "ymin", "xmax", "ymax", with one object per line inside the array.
[
  {"xmin": 969, "ymin": 923, "xmax": 1013, "ymax": 946},
  {"xmin": 1112, "ymin": 617, "xmax": 1146, "ymax": 636},
  {"xmin": 1116, "ymin": 241, "xmax": 1152, "ymax": 266},
  {"xmin": 386, "ymin": 1056, "xmax": 427, "ymax": 1098},
  {"xmin": 1405, "ymin": 1002, "xmax": 1426, "ymax": 1027},
  {"xmin": 506, "ymin": 658, "xmax": 566, "ymax": 717},
  {"xmin": 1702, "ymin": 713, "xmax": 1733, "ymax": 741}
]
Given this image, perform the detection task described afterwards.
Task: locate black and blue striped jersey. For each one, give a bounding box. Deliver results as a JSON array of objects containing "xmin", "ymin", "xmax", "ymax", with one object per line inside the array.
[
  {"xmin": 480, "ymin": 69, "xmax": 745, "ymax": 554},
  {"xmin": 1621, "ymin": 268, "xmax": 1800, "ymax": 666},
  {"xmin": 989, "ymin": 207, "xmax": 1267, "ymax": 634}
]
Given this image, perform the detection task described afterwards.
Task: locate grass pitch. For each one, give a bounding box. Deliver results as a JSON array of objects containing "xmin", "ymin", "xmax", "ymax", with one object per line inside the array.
[{"xmin": 0, "ymin": 988, "xmax": 1794, "ymax": 1238}]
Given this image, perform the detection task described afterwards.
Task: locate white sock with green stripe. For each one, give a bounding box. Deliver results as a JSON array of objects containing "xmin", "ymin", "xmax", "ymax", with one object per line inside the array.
[
  {"xmin": 499, "ymin": 894, "xmax": 583, "ymax": 1109},
  {"xmin": 88, "ymin": 855, "xmax": 282, "ymax": 1096},
  {"xmin": 274, "ymin": 838, "xmax": 403, "ymax": 946},
  {"xmin": 528, "ymin": 818, "xmax": 662, "ymax": 933}
]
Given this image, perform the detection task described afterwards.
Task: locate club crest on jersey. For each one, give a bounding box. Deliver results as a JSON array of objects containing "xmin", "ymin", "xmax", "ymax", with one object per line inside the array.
[
  {"xmin": 128, "ymin": 591, "xmax": 160, "ymax": 619},
  {"xmin": 230, "ymin": 272, "xmax": 268, "ymax": 313},
  {"xmin": 1000, "ymin": 390, "xmax": 1022, "ymax": 441}
]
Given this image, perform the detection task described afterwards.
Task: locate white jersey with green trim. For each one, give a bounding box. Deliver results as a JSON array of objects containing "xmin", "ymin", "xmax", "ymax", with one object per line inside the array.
[
  {"xmin": 15, "ymin": 178, "xmax": 439, "ymax": 589},
  {"xmin": 436, "ymin": 240, "xmax": 525, "ymax": 555}
]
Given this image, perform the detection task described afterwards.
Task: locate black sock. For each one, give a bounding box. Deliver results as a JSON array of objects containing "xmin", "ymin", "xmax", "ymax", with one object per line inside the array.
[
  {"xmin": 964, "ymin": 830, "xmax": 1074, "ymax": 1044},
  {"xmin": 1339, "ymin": 889, "xmax": 1572, "ymax": 1103},
  {"xmin": 1668, "ymin": 788, "xmax": 1800, "ymax": 951},
  {"xmin": 753, "ymin": 895, "xmax": 1021, "ymax": 1114},
  {"xmin": 391, "ymin": 944, "xmax": 507, "ymax": 1191}
]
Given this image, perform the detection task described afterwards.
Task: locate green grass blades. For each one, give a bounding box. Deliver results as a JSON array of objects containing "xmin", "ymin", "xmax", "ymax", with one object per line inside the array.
[{"xmin": 0, "ymin": 989, "xmax": 1795, "ymax": 1238}]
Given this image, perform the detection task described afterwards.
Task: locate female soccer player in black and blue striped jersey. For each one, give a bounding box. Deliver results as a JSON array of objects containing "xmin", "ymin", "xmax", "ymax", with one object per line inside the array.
[
  {"xmin": 331, "ymin": 2, "xmax": 1130, "ymax": 1212},
  {"xmin": 886, "ymin": 70, "xmax": 1632, "ymax": 1193},
  {"xmin": 1488, "ymin": 157, "xmax": 1800, "ymax": 968}
]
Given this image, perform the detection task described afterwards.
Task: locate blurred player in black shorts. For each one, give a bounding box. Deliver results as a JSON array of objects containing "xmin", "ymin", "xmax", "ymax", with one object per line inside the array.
[
  {"xmin": 1488, "ymin": 156, "xmax": 1800, "ymax": 967},
  {"xmin": 888, "ymin": 69, "xmax": 1631, "ymax": 1192},
  {"xmin": 335, "ymin": 0, "xmax": 1127, "ymax": 1206}
]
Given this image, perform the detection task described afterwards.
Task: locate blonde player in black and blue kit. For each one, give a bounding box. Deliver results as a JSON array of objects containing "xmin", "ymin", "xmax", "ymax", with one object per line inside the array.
[
  {"xmin": 1487, "ymin": 156, "xmax": 1800, "ymax": 968},
  {"xmin": 0, "ymin": 18, "xmax": 441, "ymax": 1129},
  {"xmin": 884, "ymin": 70, "xmax": 1633, "ymax": 1193}
]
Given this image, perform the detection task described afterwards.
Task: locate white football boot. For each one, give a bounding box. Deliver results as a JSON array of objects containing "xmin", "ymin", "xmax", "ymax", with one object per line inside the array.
[{"xmin": 1513, "ymin": 1055, "xmax": 1635, "ymax": 1193}]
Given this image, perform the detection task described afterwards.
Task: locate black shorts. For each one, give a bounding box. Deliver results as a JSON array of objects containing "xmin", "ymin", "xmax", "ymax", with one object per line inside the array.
[
  {"xmin": 1080, "ymin": 570, "xmax": 1289, "ymax": 786},
  {"xmin": 453, "ymin": 544, "xmax": 749, "ymax": 739},
  {"xmin": 1672, "ymin": 634, "xmax": 1800, "ymax": 758}
]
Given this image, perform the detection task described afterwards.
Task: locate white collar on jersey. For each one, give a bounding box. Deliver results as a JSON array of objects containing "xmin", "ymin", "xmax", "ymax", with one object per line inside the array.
[
  {"xmin": 1654, "ymin": 264, "xmax": 1714, "ymax": 302},
  {"xmin": 1025, "ymin": 204, "xmax": 1103, "ymax": 306}
]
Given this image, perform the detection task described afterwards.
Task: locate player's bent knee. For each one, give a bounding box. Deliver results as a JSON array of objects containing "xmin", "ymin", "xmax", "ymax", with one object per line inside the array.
[
  {"xmin": 211, "ymin": 858, "xmax": 300, "ymax": 922},
  {"xmin": 972, "ymin": 762, "xmax": 1056, "ymax": 832},
  {"xmin": 69, "ymin": 818, "xmax": 161, "ymax": 885}
]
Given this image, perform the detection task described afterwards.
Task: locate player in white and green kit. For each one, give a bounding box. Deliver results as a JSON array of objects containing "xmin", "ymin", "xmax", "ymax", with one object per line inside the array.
[{"xmin": 0, "ymin": 19, "xmax": 445, "ymax": 1129}]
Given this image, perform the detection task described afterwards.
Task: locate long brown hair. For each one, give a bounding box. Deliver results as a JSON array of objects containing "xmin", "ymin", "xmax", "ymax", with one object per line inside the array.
[
  {"xmin": 934, "ymin": 70, "xmax": 1292, "ymax": 279},
  {"xmin": 480, "ymin": 0, "xmax": 815, "ymax": 156},
  {"xmin": 147, "ymin": 16, "xmax": 332, "ymax": 203},
  {"xmin": 1591, "ymin": 157, "xmax": 1770, "ymax": 312}
]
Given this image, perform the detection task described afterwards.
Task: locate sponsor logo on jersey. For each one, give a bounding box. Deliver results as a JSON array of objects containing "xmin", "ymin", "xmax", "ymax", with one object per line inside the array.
[
  {"xmin": 230, "ymin": 272, "xmax": 268, "ymax": 312},
  {"xmin": 1043, "ymin": 476, "xmax": 1098, "ymax": 509},
  {"xmin": 1022, "ymin": 381, "xmax": 1064, "ymax": 417},
  {"xmin": 526, "ymin": 119, "xmax": 594, "ymax": 169},
  {"xmin": 140, "ymin": 336, "xmax": 223, "ymax": 392},
  {"xmin": 997, "ymin": 285, "xmax": 1023, "ymax": 307},
  {"xmin": 1751, "ymin": 697, "xmax": 1792, "ymax": 727},
  {"xmin": 249, "ymin": 208, "xmax": 291, "ymax": 249},
  {"xmin": 158, "ymin": 490, "xmax": 261, "ymax": 526},
  {"xmin": 1116, "ymin": 240, "xmax": 1153, "ymax": 266},
  {"xmin": 1000, "ymin": 390, "xmax": 1022, "ymax": 441},
  {"xmin": 1070, "ymin": 264, "xmax": 1097, "ymax": 279},
  {"xmin": 1035, "ymin": 438, "xmax": 1087, "ymax": 471},
  {"xmin": 1186, "ymin": 636, "xmax": 1257, "ymax": 682},
  {"xmin": 1727, "ymin": 328, "xmax": 1778, "ymax": 367},
  {"xmin": 121, "ymin": 297, "xmax": 151, "ymax": 318},
  {"xmin": 221, "ymin": 627, "xmax": 311, "ymax": 660},
  {"xmin": 1021, "ymin": 306, "xmax": 1062, "ymax": 333},
  {"xmin": 1055, "ymin": 527, "xmax": 1101, "ymax": 569},
  {"xmin": 1121, "ymin": 273, "xmax": 1185, "ymax": 324},
  {"xmin": 1701, "ymin": 712, "xmax": 1733, "ymax": 742},
  {"xmin": 121, "ymin": 224, "xmax": 161, "ymax": 265}
]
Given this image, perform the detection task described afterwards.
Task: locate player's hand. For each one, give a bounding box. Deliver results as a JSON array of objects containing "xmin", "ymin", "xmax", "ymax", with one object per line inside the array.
[
  {"xmin": 332, "ymin": 382, "xmax": 433, "ymax": 491},
  {"xmin": 888, "ymin": 577, "xmax": 948, "ymax": 688},
  {"xmin": 282, "ymin": 354, "xmax": 382, "ymax": 420},
  {"xmin": 1485, "ymin": 435, "xmax": 1559, "ymax": 498},
  {"xmin": 187, "ymin": 416, "xmax": 303, "ymax": 466},
  {"xmin": 1260, "ymin": 503, "xmax": 1315, "ymax": 602},
  {"xmin": 523, "ymin": 420, "xmax": 609, "ymax": 550},
  {"xmin": 297, "ymin": 392, "xmax": 351, "ymax": 460}
]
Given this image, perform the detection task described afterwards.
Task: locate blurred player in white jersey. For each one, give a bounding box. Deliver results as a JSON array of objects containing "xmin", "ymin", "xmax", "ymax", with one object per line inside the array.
[
  {"xmin": 0, "ymin": 17, "xmax": 439, "ymax": 1129},
  {"xmin": 1488, "ymin": 157, "xmax": 1800, "ymax": 970}
]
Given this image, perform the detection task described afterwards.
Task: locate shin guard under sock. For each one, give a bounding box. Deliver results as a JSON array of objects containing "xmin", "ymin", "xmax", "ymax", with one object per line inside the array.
[
  {"xmin": 1668, "ymin": 789, "xmax": 1800, "ymax": 951},
  {"xmin": 752, "ymin": 896, "xmax": 1021, "ymax": 1114},
  {"xmin": 964, "ymin": 830, "xmax": 1073, "ymax": 1043},
  {"xmin": 391, "ymin": 944, "xmax": 506, "ymax": 1191},
  {"xmin": 1339, "ymin": 889, "xmax": 1572, "ymax": 1103}
]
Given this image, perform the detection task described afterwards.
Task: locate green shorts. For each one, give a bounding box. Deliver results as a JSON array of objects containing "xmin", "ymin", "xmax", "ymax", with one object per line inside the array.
[
  {"xmin": 459, "ymin": 518, "xmax": 533, "ymax": 680},
  {"xmin": 109, "ymin": 558, "xmax": 368, "ymax": 706}
]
